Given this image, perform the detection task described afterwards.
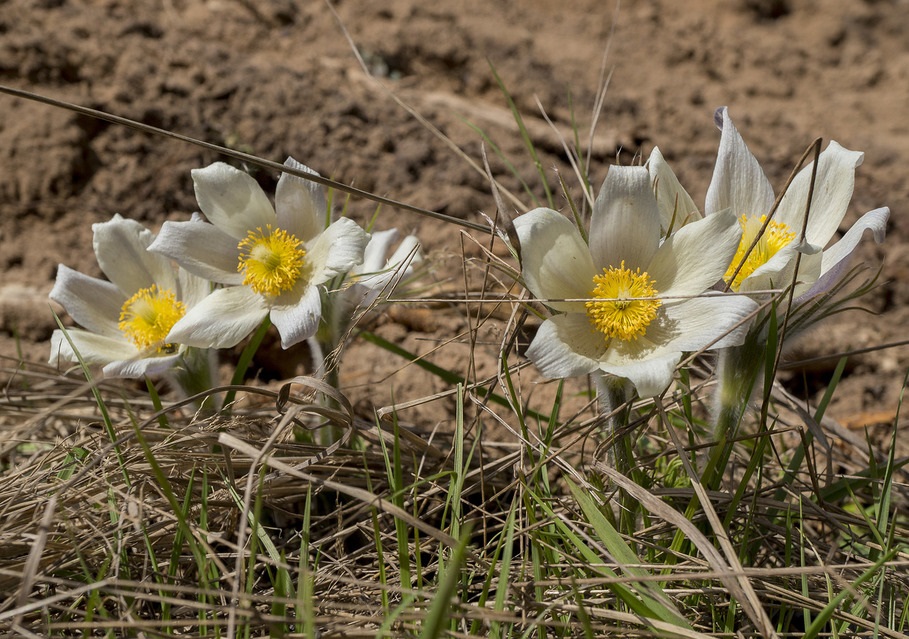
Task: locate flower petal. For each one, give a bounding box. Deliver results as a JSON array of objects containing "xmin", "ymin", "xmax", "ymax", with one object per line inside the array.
[
  {"xmin": 192, "ymin": 162, "xmax": 276, "ymax": 239},
  {"xmin": 647, "ymin": 146, "xmax": 701, "ymax": 231},
  {"xmin": 648, "ymin": 209, "xmax": 742, "ymax": 299},
  {"xmin": 49, "ymin": 327, "xmax": 139, "ymax": 367},
  {"xmin": 49, "ymin": 265, "xmax": 124, "ymax": 337},
  {"xmin": 525, "ymin": 313, "xmax": 604, "ymax": 379},
  {"xmin": 738, "ymin": 243, "xmax": 822, "ymax": 295},
  {"xmin": 166, "ymin": 286, "xmax": 268, "ymax": 349},
  {"xmin": 775, "ymin": 141, "xmax": 864, "ymax": 247},
  {"xmin": 649, "ymin": 295, "xmax": 758, "ymax": 352},
  {"xmin": 358, "ymin": 229, "xmax": 401, "ymax": 275},
  {"xmin": 705, "ymin": 107, "xmax": 775, "ymax": 218},
  {"xmin": 275, "ymin": 157, "xmax": 328, "ymax": 243},
  {"xmin": 270, "ymin": 282, "xmax": 322, "ymax": 348},
  {"xmin": 589, "ymin": 165, "xmax": 661, "ymax": 270},
  {"xmin": 798, "ymin": 207, "xmax": 890, "ymax": 302},
  {"xmin": 149, "ymin": 220, "xmax": 244, "ymax": 285},
  {"xmin": 513, "ymin": 207, "xmax": 595, "ymax": 313},
  {"xmin": 353, "ymin": 233, "xmax": 422, "ymax": 305},
  {"xmin": 306, "ymin": 217, "xmax": 370, "ymax": 286},
  {"xmin": 104, "ymin": 353, "xmax": 183, "ymax": 378},
  {"xmin": 93, "ymin": 214, "xmax": 176, "ymax": 293},
  {"xmin": 599, "ymin": 348, "xmax": 681, "ymax": 398}
]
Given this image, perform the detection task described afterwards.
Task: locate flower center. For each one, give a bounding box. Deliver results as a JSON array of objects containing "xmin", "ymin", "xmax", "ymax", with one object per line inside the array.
[
  {"xmin": 724, "ymin": 215, "xmax": 797, "ymax": 291},
  {"xmin": 237, "ymin": 225, "xmax": 307, "ymax": 296},
  {"xmin": 585, "ymin": 261, "xmax": 662, "ymax": 341},
  {"xmin": 118, "ymin": 285, "xmax": 186, "ymax": 351}
]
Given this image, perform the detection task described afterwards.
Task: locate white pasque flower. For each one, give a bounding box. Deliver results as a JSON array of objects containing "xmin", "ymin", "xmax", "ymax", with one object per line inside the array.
[
  {"xmin": 49, "ymin": 214, "xmax": 210, "ymax": 378},
  {"xmin": 515, "ymin": 165, "xmax": 758, "ymax": 397},
  {"xmin": 708, "ymin": 107, "xmax": 889, "ymax": 295},
  {"xmin": 348, "ymin": 228, "xmax": 422, "ymax": 308},
  {"xmin": 149, "ymin": 158, "xmax": 370, "ymax": 349}
]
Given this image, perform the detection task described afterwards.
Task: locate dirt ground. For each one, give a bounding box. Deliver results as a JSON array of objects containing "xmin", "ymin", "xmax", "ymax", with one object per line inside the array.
[{"xmin": 1, "ymin": 0, "xmax": 907, "ymax": 430}]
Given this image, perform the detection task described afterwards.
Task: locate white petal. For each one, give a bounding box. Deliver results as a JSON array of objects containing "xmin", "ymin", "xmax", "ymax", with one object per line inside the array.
[
  {"xmin": 49, "ymin": 328, "xmax": 139, "ymax": 367},
  {"xmin": 775, "ymin": 141, "xmax": 864, "ymax": 247},
  {"xmin": 651, "ymin": 295, "xmax": 758, "ymax": 352},
  {"xmin": 648, "ymin": 209, "xmax": 742, "ymax": 299},
  {"xmin": 149, "ymin": 220, "xmax": 244, "ymax": 285},
  {"xmin": 358, "ymin": 229, "xmax": 401, "ymax": 275},
  {"xmin": 705, "ymin": 107, "xmax": 775, "ymax": 218},
  {"xmin": 647, "ymin": 146, "xmax": 701, "ymax": 231},
  {"xmin": 799, "ymin": 207, "xmax": 889, "ymax": 302},
  {"xmin": 104, "ymin": 353, "xmax": 183, "ymax": 378},
  {"xmin": 49, "ymin": 265, "xmax": 124, "ymax": 337},
  {"xmin": 526, "ymin": 313, "xmax": 604, "ymax": 379},
  {"xmin": 821, "ymin": 207, "xmax": 889, "ymax": 273},
  {"xmin": 589, "ymin": 165, "xmax": 661, "ymax": 270},
  {"xmin": 388, "ymin": 234, "xmax": 422, "ymax": 268},
  {"xmin": 306, "ymin": 218, "xmax": 370, "ymax": 286},
  {"xmin": 192, "ymin": 162, "xmax": 276, "ymax": 240},
  {"xmin": 513, "ymin": 207, "xmax": 595, "ymax": 313},
  {"xmin": 738, "ymin": 243, "xmax": 822, "ymax": 295},
  {"xmin": 275, "ymin": 157, "xmax": 328, "ymax": 243},
  {"xmin": 166, "ymin": 286, "xmax": 268, "ymax": 349},
  {"xmin": 270, "ymin": 283, "xmax": 322, "ymax": 348},
  {"xmin": 355, "ymin": 234, "xmax": 421, "ymax": 296},
  {"xmin": 177, "ymin": 269, "xmax": 213, "ymax": 309},
  {"xmin": 599, "ymin": 348, "xmax": 681, "ymax": 398},
  {"xmin": 92, "ymin": 214, "xmax": 176, "ymax": 293}
]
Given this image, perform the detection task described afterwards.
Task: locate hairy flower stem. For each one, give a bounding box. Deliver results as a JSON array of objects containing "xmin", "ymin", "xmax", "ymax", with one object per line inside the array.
[
  {"xmin": 595, "ymin": 373, "xmax": 638, "ymax": 534},
  {"xmin": 171, "ymin": 346, "xmax": 219, "ymax": 413},
  {"xmin": 709, "ymin": 329, "xmax": 766, "ymax": 489},
  {"xmin": 310, "ymin": 283, "xmax": 347, "ymax": 445}
]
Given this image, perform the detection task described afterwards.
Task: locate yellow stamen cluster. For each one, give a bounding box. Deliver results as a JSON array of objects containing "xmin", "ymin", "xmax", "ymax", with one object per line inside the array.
[
  {"xmin": 724, "ymin": 214, "xmax": 796, "ymax": 291},
  {"xmin": 118, "ymin": 285, "xmax": 186, "ymax": 351},
  {"xmin": 585, "ymin": 261, "xmax": 662, "ymax": 342},
  {"xmin": 237, "ymin": 224, "xmax": 307, "ymax": 296}
]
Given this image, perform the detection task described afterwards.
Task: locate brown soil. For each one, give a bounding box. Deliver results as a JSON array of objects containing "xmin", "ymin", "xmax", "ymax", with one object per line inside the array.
[{"xmin": 2, "ymin": 0, "xmax": 906, "ymax": 431}]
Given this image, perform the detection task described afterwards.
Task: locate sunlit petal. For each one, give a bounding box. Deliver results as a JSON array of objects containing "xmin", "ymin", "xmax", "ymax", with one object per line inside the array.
[
  {"xmin": 49, "ymin": 265, "xmax": 124, "ymax": 337},
  {"xmin": 513, "ymin": 207, "xmax": 595, "ymax": 313},
  {"xmin": 648, "ymin": 209, "xmax": 741, "ymax": 299},
  {"xmin": 525, "ymin": 314, "xmax": 604, "ymax": 379},
  {"xmin": 149, "ymin": 220, "xmax": 244, "ymax": 285},
  {"xmin": 647, "ymin": 146, "xmax": 701, "ymax": 231},
  {"xmin": 270, "ymin": 283, "xmax": 322, "ymax": 348},
  {"xmin": 275, "ymin": 157, "xmax": 327, "ymax": 243},
  {"xmin": 775, "ymin": 141, "xmax": 864, "ymax": 247},
  {"xmin": 589, "ymin": 165, "xmax": 661, "ymax": 270},
  {"xmin": 192, "ymin": 162, "xmax": 276, "ymax": 239},
  {"xmin": 706, "ymin": 107, "xmax": 775, "ymax": 218},
  {"xmin": 166, "ymin": 286, "xmax": 268, "ymax": 349},
  {"xmin": 306, "ymin": 218, "xmax": 370, "ymax": 286},
  {"xmin": 93, "ymin": 214, "xmax": 176, "ymax": 293}
]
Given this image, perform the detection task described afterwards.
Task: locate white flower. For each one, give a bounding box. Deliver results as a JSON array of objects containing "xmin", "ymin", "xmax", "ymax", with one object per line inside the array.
[
  {"xmin": 149, "ymin": 158, "xmax": 370, "ymax": 349},
  {"xmin": 49, "ymin": 214, "xmax": 210, "ymax": 378},
  {"xmin": 348, "ymin": 228, "xmax": 422, "ymax": 309},
  {"xmin": 515, "ymin": 165, "xmax": 758, "ymax": 397},
  {"xmin": 707, "ymin": 107, "xmax": 889, "ymax": 295}
]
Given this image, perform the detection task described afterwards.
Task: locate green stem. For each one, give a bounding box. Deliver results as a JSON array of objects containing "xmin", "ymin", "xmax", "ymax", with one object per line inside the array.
[
  {"xmin": 595, "ymin": 373, "xmax": 637, "ymax": 534},
  {"xmin": 708, "ymin": 330, "xmax": 765, "ymax": 489}
]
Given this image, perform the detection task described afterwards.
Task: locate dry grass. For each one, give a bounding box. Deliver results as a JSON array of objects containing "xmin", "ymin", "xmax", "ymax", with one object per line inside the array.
[{"xmin": 3, "ymin": 338, "xmax": 909, "ymax": 638}]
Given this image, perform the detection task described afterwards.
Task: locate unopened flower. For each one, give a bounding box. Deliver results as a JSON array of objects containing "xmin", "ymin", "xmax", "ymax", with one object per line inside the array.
[
  {"xmin": 49, "ymin": 214, "xmax": 210, "ymax": 377},
  {"xmin": 515, "ymin": 165, "xmax": 758, "ymax": 397},
  {"xmin": 149, "ymin": 158, "xmax": 370, "ymax": 349},
  {"xmin": 708, "ymin": 107, "xmax": 888, "ymax": 295}
]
